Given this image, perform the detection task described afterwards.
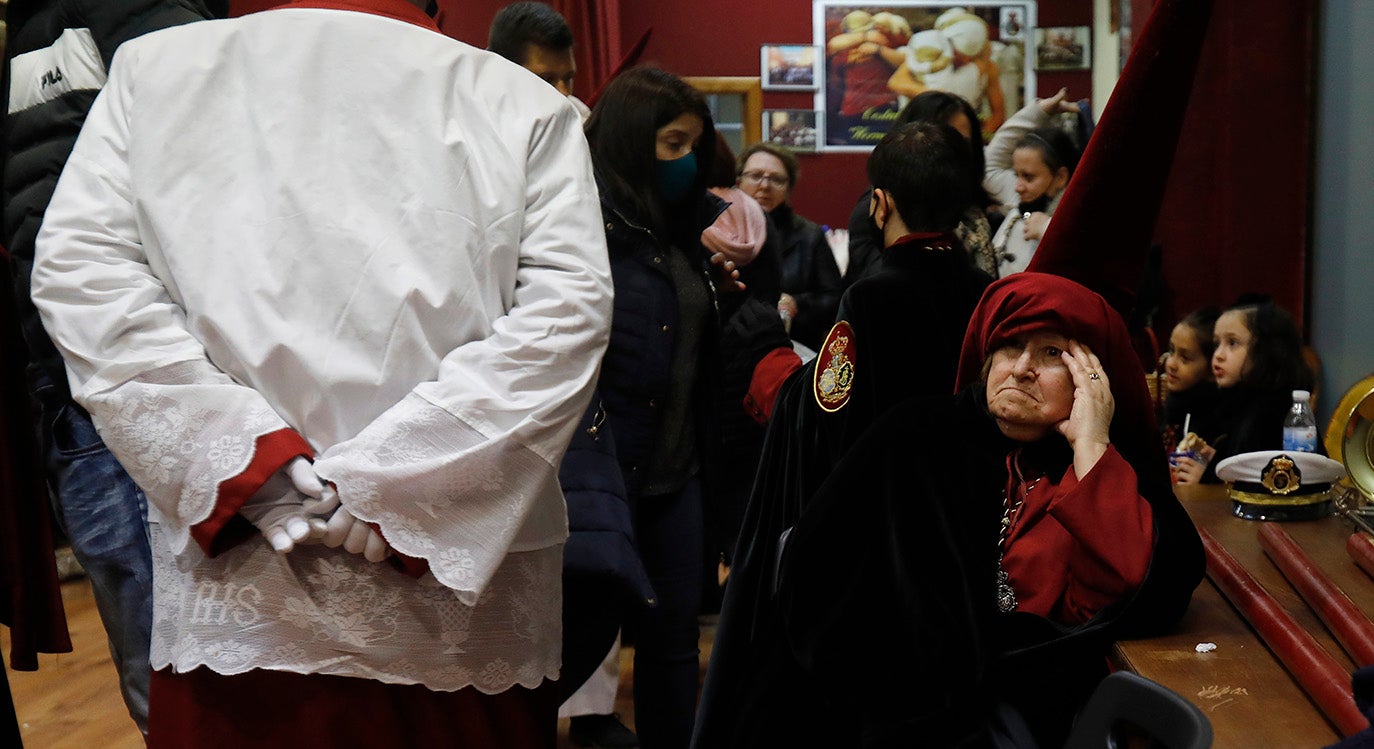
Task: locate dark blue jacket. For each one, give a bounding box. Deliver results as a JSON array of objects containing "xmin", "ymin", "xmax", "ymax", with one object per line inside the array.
[
  {"xmin": 559, "ymin": 188, "xmax": 727, "ymax": 602},
  {"xmin": 596, "ymin": 189, "xmax": 728, "ymax": 499},
  {"xmin": 560, "ymin": 393, "xmax": 654, "ymax": 606}
]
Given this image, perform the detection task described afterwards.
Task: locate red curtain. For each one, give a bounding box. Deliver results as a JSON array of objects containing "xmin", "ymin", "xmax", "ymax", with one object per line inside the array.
[
  {"xmin": 551, "ymin": 0, "xmax": 622, "ymax": 104},
  {"xmin": 1129, "ymin": 0, "xmax": 1315, "ymax": 334},
  {"xmin": 430, "ymin": 0, "xmax": 625, "ymax": 104}
]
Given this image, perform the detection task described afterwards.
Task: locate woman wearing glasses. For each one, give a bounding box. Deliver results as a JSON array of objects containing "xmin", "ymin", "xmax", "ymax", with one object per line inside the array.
[{"xmin": 735, "ymin": 143, "xmax": 843, "ymax": 352}]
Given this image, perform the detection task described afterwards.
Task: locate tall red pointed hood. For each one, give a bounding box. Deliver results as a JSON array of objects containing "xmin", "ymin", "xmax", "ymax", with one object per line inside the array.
[{"xmin": 1027, "ymin": 0, "xmax": 1215, "ymax": 318}]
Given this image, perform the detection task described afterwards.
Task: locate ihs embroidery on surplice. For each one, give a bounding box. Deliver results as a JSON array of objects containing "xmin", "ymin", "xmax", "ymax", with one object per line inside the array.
[{"xmin": 814, "ymin": 320, "xmax": 856, "ymax": 413}]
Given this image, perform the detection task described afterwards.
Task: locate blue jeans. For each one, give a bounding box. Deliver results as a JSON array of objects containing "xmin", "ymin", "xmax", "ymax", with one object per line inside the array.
[{"xmin": 41, "ymin": 399, "xmax": 153, "ymax": 735}]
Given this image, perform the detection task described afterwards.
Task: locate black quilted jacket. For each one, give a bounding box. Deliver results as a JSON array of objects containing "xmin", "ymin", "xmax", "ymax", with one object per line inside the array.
[{"xmin": 2, "ymin": 0, "xmax": 223, "ymax": 407}]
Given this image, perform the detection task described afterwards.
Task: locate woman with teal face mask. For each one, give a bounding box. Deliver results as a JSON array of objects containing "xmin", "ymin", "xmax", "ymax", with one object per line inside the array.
[{"xmin": 578, "ymin": 66, "xmax": 743, "ymax": 749}]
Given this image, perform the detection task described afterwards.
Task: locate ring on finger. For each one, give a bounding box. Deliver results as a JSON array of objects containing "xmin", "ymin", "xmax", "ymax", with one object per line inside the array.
[{"xmin": 1088, "ymin": 371, "xmax": 1101, "ymax": 380}]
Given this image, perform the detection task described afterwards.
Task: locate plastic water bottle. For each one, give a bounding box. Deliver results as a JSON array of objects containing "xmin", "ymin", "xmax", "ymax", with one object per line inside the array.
[{"xmin": 1282, "ymin": 389, "xmax": 1318, "ymax": 452}]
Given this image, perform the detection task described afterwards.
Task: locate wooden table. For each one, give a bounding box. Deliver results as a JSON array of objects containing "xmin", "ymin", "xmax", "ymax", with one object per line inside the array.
[{"xmin": 1112, "ymin": 483, "xmax": 1374, "ymax": 747}]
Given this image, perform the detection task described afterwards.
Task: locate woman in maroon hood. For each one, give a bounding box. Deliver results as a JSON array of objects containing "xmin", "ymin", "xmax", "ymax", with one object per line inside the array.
[{"xmin": 769, "ymin": 273, "xmax": 1203, "ymax": 747}]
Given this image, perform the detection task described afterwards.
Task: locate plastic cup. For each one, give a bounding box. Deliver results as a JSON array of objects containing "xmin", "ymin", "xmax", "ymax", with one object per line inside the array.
[{"xmin": 1168, "ymin": 449, "xmax": 1201, "ymax": 484}]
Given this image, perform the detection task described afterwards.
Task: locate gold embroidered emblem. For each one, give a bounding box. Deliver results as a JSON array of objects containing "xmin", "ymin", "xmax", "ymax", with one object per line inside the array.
[
  {"xmin": 1261, "ymin": 455, "xmax": 1303, "ymax": 495},
  {"xmin": 814, "ymin": 321, "xmax": 856, "ymax": 412}
]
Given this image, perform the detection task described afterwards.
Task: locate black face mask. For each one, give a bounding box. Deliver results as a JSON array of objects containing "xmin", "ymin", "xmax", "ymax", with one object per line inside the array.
[
  {"xmin": 869, "ymin": 191, "xmax": 886, "ymax": 234},
  {"xmin": 1018, "ymin": 194, "xmax": 1050, "ymax": 215}
]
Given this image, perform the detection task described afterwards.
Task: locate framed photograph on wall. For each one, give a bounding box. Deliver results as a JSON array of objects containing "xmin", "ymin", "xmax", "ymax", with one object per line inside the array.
[
  {"xmin": 763, "ymin": 109, "xmax": 820, "ymax": 152},
  {"xmin": 814, "ymin": 1, "xmax": 1038, "ymax": 151},
  {"xmin": 1035, "ymin": 25, "xmax": 1090, "ymax": 71},
  {"xmin": 761, "ymin": 44, "xmax": 822, "ymax": 91}
]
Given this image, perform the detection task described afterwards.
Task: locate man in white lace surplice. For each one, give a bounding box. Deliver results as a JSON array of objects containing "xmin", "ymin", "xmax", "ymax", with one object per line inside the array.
[{"xmin": 29, "ymin": 0, "xmax": 611, "ymax": 741}]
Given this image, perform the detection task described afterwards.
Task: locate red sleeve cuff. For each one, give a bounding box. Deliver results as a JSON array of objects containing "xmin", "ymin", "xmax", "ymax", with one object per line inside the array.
[
  {"xmin": 387, "ymin": 548, "xmax": 431, "ymax": 578},
  {"xmin": 745, "ymin": 347, "xmax": 802, "ymax": 424},
  {"xmin": 192, "ymin": 428, "xmax": 314, "ymax": 557},
  {"xmin": 362, "ymin": 521, "xmax": 431, "ymax": 578}
]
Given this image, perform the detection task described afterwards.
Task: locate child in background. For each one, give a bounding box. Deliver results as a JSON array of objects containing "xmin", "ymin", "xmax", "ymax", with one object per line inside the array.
[
  {"xmin": 1202, "ymin": 298, "xmax": 1316, "ymax": 483},
  {"xmin": 984, "ymin": 88, "xmax": 1082, "ymax": 277},
  {"xmin": 1161, "ymin": 307, "xmax": 1220, "ymax": 484}
]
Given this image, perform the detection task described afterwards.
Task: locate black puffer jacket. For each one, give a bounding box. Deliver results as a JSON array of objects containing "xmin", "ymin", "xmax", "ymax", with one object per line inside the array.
[
  {"xmin": 597, "ymin": 188, "xmax": 727, "ymax": 498},
  {"xmin": 2, "ymin": 0, "xmax": 223, "ymax": 407}
]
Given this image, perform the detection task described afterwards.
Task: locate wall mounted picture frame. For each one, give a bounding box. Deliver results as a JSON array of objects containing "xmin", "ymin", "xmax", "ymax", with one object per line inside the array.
[
  {"xmin": 814, "ymin": 1, "xmax": 1038, "ymax": 151},
  {"xmin": 1035, "ymin": 25, "xmax": 1091, "ymax": 71},
  {"xmin": 763, "ymin": 109, "xmax": 820, "ymax": 152},
  {"xmin": 761, "ymin": 44, "xmax": 822, "ymax": 91}
]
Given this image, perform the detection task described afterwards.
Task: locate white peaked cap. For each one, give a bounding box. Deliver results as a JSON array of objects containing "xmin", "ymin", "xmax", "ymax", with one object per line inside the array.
[{"xmin": 1216, "ymin": 450, "xmax": 1347, "ymax": 487}]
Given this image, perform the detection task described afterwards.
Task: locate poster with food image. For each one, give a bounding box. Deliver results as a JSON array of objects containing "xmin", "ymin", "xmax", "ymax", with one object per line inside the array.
[
  {"xmin": 763, "ymin": 109, "xmax": 820, "ymax": 151},
  {"xmin": 814, "ymin": 1, "xmax": 1037, "ymax": 150}
]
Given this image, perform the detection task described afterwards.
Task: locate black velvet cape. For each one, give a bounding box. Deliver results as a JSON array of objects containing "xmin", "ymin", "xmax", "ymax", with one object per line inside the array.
[
  {"xmin": 694, "ymin": 385, "xmax": 1204, "ymax": 748},
  {"xmin": 692, "ymin": 238, "xmax": 993, "ymax": 747}
]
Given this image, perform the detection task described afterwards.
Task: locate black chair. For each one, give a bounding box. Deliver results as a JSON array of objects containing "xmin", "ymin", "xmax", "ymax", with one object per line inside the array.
[{"xmin": 1061, "ymin": 671, "xmax": 1214, "ymax": 749}]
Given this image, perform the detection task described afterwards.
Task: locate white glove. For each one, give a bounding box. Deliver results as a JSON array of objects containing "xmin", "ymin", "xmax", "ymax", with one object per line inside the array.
[
  {"xmin": 240, "ymin": 457, "xmax": 318, "ymax": 553},
  {"xmin": 286, "ymin": 458, "xmax": 336, "ymax": 543},
  {"xmin": 321, "ymin": 505, "xmax": 390, "ymax": 563},
  {"xmin": 297, "ymin": 464, "xmax": 390, "ymax": 563}
]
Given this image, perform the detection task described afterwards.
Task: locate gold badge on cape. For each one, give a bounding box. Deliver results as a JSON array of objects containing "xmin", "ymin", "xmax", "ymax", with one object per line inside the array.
[
  {"xmin": 814, "ymin": 321, "xmax": 856, "ymax": 412},
  {"xmin": 1261, "ymin": 455, "xmax": 1303, "ymax": 495}
]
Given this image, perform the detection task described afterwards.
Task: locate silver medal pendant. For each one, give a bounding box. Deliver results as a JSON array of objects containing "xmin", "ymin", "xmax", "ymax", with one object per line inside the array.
[{"xmin": 996, "ymin": 568, "xmax": 1017, "ymax": 613}]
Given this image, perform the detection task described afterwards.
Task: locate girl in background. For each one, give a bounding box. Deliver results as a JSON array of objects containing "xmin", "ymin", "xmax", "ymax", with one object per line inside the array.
[
  {"xmin": 1203, "ymin": 298, "xmax": 1316, "ymax": 482},
  {"xmin": 1160, "ymin": 307, "xmax": 1220, "ymax": 484},
  {"xmin": 985, "ymin": 87, "xmax": 1081, "ymax": 277}
]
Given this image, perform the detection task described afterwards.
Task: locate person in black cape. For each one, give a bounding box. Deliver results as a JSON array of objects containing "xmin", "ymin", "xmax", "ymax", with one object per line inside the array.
[{"xmin": 692, "ymin": 120, "xmax": 994, "ymax": 747}]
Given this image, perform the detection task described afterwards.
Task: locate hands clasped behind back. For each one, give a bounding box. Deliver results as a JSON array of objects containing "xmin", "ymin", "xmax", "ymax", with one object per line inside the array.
[{"xmin": 242, "ymin": 456, "xmax": 390, "ymax": 562}]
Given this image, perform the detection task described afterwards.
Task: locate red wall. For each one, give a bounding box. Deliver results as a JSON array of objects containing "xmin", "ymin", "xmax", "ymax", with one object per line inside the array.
[
  {"xmin": 440, "ymin": 1, "xmax": 1091, "ymax": 230},
  {"xmin": 618, "ymin": 1, "xmax": 1091, "ymax": 229},
  {"xmin": 442, "ymin": 0, "xmax": 1314, "ymax": 337}
]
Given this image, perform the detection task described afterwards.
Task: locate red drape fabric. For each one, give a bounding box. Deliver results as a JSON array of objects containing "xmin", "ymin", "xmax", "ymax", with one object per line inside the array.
[
  {"xmin": 0, "ymin": 257, "xmax": 71, "ymax": 670},
  {"xmin": 1029, "ymin": 0, "xmax": 1215, "ymax": 318},
  {"xmin": 551, "ymin": 0, "xmax": 621, "ymax": 103}
]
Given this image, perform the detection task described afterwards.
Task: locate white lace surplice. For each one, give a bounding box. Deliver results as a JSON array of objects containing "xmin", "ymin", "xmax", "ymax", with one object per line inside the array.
[{"xmin": 31, "ymin": 8, "xmax": 611, "ymax": 692}]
